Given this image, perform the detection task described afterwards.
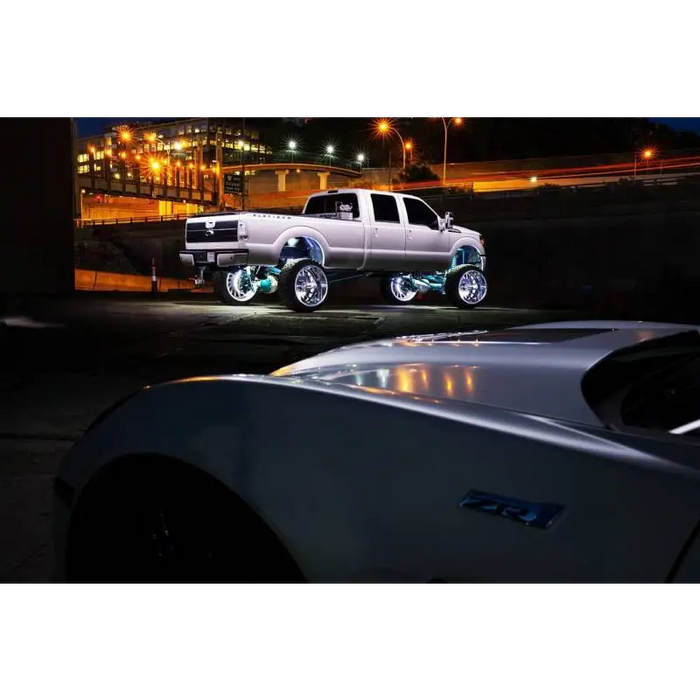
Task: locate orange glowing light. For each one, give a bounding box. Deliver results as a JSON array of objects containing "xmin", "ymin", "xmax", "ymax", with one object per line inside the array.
[
  {"xmin": 89, "ymin": 146, "xmax": 96, "ymax": 154},
  {"xmin": 200, "ymin": 164, "xmax": 206, "ymax": 171},
  {"xmin": 454, "ymin": 117, "xmax": 463, "ymax": 125},
  {"xmin": 405, "ymin": 141, "xmax": 413, "ymax": 151},
  {"xmin": 135, "ymin": 154, "xmax": 141, "ymax": 161},
  {"xmin": 147, "ymin": 133, "xmax": 157, "ymax": 143},
  {"xmin": 105, "ymin": 149, "xmax": 113, "ymax": 157},
  {"xmin": 150, "ymin": 160, "xmax": 160, "ymax": 172},
  {"xmin": 119, "ymin": 130, "xmax": 132, "ymax": 143},
  {"xmin": 643, "ymin": 148, "xmax": 654, "ymax": 159},
  {"xmin": 119, "ymin": 152, "xmax": 126, "ymax": 159},
  {"xmin": 188, "ymin": 163, "xmax": 194, "ymax": 169}
]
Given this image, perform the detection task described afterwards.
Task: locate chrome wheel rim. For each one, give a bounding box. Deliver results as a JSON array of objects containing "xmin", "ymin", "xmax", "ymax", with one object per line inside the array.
[
  {"xmin": 226, "ymin": 268, "xmax": 257, "ymax": 302},
  {"xmin": 458, "ymin": 268, "xmax": 487, "ymax": 305},
  {"xmin": 390, "ymin": 275, "xmax": 418, "ymax": 302},
  {"xmin": 294, "ymin": 265, "xmax": 328, "ymax": 307}
]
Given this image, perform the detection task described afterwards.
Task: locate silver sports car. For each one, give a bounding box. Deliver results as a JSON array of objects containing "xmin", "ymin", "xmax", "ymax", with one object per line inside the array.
[{"xmin": 54, "ymin": 321, "xmax": 700, "ymax": 583}]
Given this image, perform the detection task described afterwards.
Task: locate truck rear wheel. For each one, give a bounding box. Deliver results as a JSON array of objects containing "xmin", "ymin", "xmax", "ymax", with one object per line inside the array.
[
  {"xmin": 445, "ymin": 265, "xmax": 487, "ymax": 309},
  {"xmin": 380, "ymin": 275, "xmax": 418, "ymax": 305},
  {"xmin": 278, "ymin": 259, "xmax": 329, "ymax": 312},
  {"xmin": 213, "ymin": 268, "xmax": 257, "ymax": 305}
]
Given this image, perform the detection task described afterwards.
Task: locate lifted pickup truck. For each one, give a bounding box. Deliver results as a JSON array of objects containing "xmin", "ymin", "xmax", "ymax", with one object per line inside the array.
[{"xmin": 179, "ymin": 188, "xmax": 487, "ymax": 312}]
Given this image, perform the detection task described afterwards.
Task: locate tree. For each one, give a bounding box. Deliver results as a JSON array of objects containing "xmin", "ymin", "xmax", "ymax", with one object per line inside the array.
[{"xmin": 398, "ymin": 163, "xmax": 440, "ymax": 183}]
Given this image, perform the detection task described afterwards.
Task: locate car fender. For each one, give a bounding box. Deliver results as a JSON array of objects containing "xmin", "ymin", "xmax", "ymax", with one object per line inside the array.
[{"xmin": 57, "ymin": 372, "xmax": 700, "ymax": 583}]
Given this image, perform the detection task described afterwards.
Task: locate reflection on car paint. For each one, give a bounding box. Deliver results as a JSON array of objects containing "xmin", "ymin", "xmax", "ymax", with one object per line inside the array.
[{"xmin": 313, "ymin": 363, "xmax": 478, "ymax": 402}]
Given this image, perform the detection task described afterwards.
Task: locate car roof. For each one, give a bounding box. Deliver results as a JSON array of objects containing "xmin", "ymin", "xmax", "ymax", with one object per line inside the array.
[{"xmin": 272, "ymin": 321, "xmax": 700, "ymax": 426}]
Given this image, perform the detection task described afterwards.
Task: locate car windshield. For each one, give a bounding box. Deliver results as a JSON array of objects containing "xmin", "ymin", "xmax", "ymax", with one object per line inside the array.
[{"xmin": 620, "ymin": 354, "xmax": 700, "ymax": 433}]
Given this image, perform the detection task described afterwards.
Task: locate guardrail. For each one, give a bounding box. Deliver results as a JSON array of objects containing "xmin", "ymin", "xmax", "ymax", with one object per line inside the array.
[
  {"xmin": 77, "ymin": 214, "xmax": 193, "ymax": 228},
  {"xmin": 75, "ymin": 268, "xmax": 209, "ymax": 293}
]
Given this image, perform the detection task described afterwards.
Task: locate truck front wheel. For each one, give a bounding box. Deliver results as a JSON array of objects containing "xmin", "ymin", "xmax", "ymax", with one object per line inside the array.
[
  {"xmin": 445, "ymin": 265, "xmax": 487, "ymax": 309},
  {"xmin": 213, "ymin": 268, "xmax": 258, "ymax": 305},
  {"xmin": 278, "ymin": 259, "xmax": 329, "ymax": 312}
]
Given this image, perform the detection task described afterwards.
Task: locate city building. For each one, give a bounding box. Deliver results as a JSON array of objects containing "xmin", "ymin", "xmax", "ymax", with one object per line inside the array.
[
  {"xmin": 75, "ymin": 118, "xmax": 274, "ymax": 219},
  {"xmin": 76, "ymin": 117, "xmax": 273, "ymax": 187}
]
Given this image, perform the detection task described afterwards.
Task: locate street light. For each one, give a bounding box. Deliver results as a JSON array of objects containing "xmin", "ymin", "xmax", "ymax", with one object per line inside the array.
[
  {"xmin": 375, "ymin": 119, "xmax": 408, "ymax": 170},
  {"xmin": 356, "ymin": 153, "xmax": 365, "ymax": 166},
  {"xmin": 405, "ymin": 140, "xmax": 413, "ymax": 165},
  {"xmin": 633, "ymin": 147, "xmax": 655, "ymax": 179},
  {"xmin": 440, "ymin": 114, "xmax": 464, "ymax": 185},
  {"xmin": 326, "ymin": 144, "xmax": 335, "ymax": 165},
  {"xmin": 288, "ymin": 139, "xmax": 297, "ymax": 163}
]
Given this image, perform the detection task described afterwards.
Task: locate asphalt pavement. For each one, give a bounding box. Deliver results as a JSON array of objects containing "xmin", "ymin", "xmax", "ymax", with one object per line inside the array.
[{"xmin": 0, "ymin": 293, "xmax": 587, "ymax": 582}]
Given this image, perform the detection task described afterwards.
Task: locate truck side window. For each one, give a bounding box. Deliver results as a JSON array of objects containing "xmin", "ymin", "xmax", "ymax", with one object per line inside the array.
[
  {"xmin": 305, "ymin": 193, "xmax": 360, "ymax": 219},
  {"xmin": 370, "ymin": 193, "xmax": 401, "ymax": 223},
  {"xmin": 404, "ymin": 197, "xmax": 439, "ymax": 229}
]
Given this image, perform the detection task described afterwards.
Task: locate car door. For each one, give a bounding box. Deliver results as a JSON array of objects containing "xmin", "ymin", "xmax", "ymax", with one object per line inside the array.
[
  {"xmin": 402, "ymin": 196, "xmax": 451, "ymax": 270},
  {"xmin": 366, "ymin": 192, "xmax": 408, "ymax": 271}
]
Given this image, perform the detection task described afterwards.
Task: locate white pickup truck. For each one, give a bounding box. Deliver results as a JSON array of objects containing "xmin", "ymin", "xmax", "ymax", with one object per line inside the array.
[{"xmin": 179, "ymin": 188, "xmax": 487, "ymax": 312}]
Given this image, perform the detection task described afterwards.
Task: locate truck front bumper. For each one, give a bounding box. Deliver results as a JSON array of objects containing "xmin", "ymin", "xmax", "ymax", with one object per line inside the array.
[{"xmin": 179, "ymin": 250, "xmax": 249, "ymax": 268}]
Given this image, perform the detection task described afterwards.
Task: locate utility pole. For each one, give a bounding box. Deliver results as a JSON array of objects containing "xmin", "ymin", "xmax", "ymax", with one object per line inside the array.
[{"xmin": 240, "ymin": 117, "xmax": 246, "ymax": 211}]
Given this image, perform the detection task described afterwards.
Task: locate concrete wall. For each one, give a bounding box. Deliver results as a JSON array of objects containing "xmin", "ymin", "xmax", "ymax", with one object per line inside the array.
[{"xmin": 3, "ymin": 118, "xmax": 75, "ymax": 300}]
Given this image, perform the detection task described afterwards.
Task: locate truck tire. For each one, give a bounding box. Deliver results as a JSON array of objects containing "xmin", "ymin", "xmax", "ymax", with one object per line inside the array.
[
  {"xmin": 380, "ymin": 275, "xmax": 418, "ymax": 305},
  {"xmin": 213, "ymin": 269, "xmax": 257, "ymax": 305},
  {"xmin": 445, "ymin": 265, "xmax": 487, "ymax": 309},
  {"xmin": 278, "ymin": 259, "xmax": 329, "ymax": 312}
]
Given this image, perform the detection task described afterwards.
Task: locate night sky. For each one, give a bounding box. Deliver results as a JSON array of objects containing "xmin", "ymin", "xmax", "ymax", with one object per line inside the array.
[{"xmin": 74, "ymin": 117, "xmax": 700, "ymax": 138}]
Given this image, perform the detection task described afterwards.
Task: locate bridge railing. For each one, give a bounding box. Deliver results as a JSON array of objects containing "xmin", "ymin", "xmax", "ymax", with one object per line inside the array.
[
  {"xmin": 261, "ymin": 153, "xmax": 363, "ymax": 171},
  {"xmin": 77, "ymin": 213, "xmax": 194, "ymax": 228}
]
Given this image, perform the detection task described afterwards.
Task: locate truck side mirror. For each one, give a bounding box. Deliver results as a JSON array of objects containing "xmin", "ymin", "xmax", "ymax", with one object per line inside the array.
[{"xmin": 445, "ymin": 212, "xmax": 454, "ymax": 229}]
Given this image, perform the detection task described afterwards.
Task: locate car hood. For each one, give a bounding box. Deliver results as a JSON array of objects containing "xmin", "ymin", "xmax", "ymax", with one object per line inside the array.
[{"xmin": 271, "ymin": 322, "xmax": 700, "ymax": 427}]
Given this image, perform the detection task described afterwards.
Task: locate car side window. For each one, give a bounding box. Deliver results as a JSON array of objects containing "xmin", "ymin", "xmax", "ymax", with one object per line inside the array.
[
  {"xmin": 370, "ymin": 193, "xmax": 401, "ymax": 223},
  {"xmin": 403, "ymin": 197, "xmax": 438, "ymax": 228}
]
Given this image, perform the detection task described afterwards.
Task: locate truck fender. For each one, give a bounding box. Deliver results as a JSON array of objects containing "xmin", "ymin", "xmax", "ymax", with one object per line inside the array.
[
  {"xmin": 449, "ymin": 237, "xmax": 485, "ymax": 261},
  {"xmin": 271, "ymin": 226, "xmax": 331, "ymax": 266}
]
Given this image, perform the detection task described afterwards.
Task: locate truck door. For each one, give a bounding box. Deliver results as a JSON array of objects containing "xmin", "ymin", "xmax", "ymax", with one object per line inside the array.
[
  {"xmin": 402, "ymin": 196, "xmax": 451, "ymax": 269},
  {"xmin": 366, "ymin": 192, "xmax": 407, "ymax": 271}
]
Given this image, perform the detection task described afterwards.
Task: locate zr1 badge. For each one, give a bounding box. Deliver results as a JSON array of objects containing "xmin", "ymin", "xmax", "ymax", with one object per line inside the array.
[{"xmin": 459, "ymin": 490, "xmax": 563, "ymax": 529}]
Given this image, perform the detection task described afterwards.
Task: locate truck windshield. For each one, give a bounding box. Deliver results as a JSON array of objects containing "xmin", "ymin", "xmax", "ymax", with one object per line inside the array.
[{"xmin": 304, "ymin": 193, "xmax": 360, "ymax": 219}]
